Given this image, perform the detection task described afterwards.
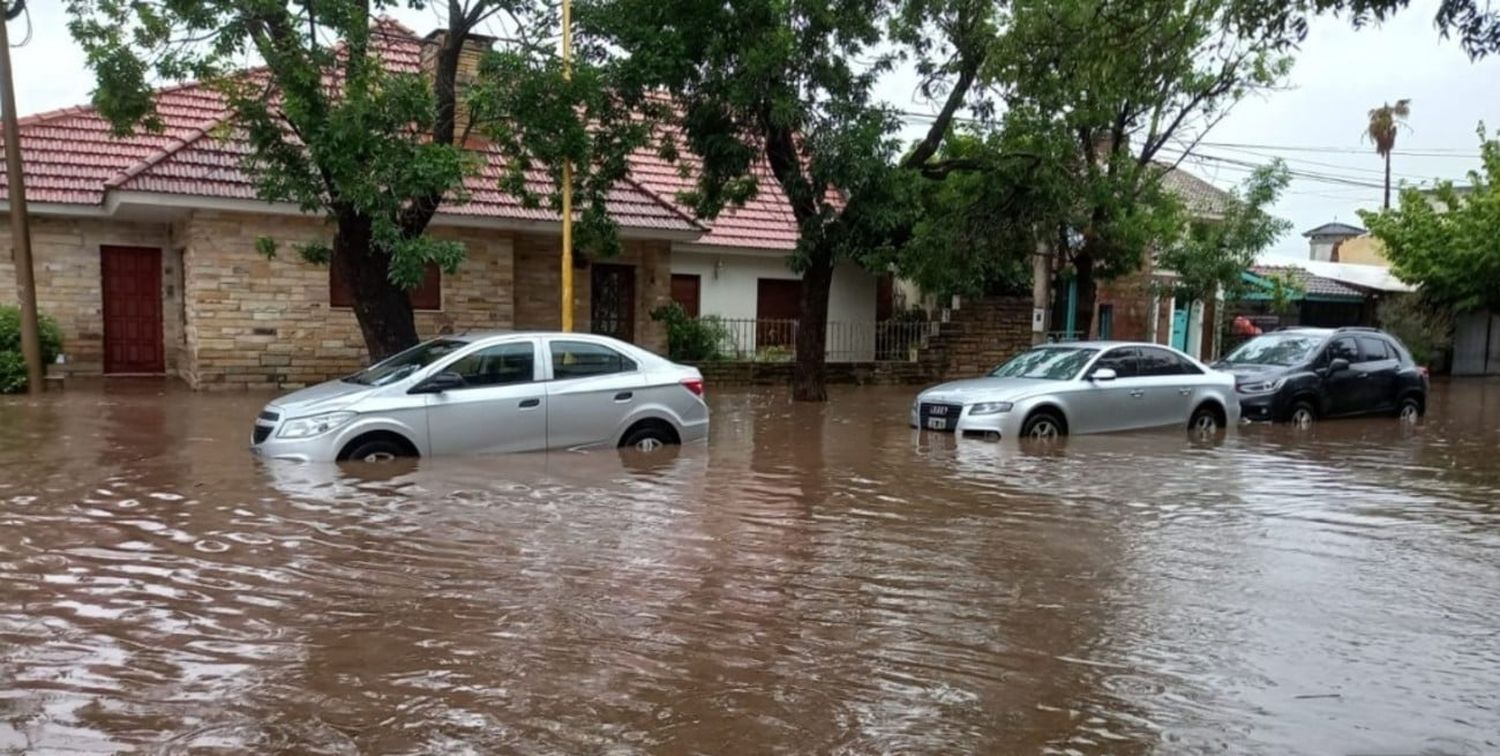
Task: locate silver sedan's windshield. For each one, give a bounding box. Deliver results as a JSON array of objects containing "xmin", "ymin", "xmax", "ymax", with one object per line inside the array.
[
  {"xmin": 344, "ymin": 339, "xmax": 467, "ymax": 386},
  {"xmin": 989, "ymin": 347, "xmax": 1099, "ymax": 380}
]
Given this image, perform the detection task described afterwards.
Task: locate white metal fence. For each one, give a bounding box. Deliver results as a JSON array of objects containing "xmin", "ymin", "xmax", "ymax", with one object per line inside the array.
[{"xmin": 702, "ymin": 318, "xmax": 938, "ymax": 363}]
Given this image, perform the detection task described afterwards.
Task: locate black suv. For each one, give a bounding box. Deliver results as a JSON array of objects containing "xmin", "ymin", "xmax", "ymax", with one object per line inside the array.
[{"xmin": 1214, "ymin": 327, "xmax": 1429, "ymax": 426}]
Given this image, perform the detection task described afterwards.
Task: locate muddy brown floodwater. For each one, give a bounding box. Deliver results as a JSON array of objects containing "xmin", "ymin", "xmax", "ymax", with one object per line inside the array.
[{"xmin": 2, "ymin": 380, "xmax": 1499, "ymax": 754}]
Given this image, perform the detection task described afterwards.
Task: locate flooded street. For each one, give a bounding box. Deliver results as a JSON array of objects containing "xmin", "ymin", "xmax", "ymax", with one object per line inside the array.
[{"xmin": 2, "ymin": 381, "xmax": 1499, "ymax": 754}]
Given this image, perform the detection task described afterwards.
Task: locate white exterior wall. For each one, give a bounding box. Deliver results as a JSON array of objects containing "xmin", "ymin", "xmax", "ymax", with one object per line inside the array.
[{"xmin": 672, "ymin": 246, "xmax": 879, "ymax": 361}]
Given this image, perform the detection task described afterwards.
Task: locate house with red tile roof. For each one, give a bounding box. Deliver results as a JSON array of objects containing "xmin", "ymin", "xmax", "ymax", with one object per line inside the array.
[{"xmin": 0, "ymin": 20, "xmax": 880, "ymax": 387}]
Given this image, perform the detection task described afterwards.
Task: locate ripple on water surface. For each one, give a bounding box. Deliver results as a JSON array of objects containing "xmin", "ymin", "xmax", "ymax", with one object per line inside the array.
[{"xmin": 1, "ymin": 380, "xmax": 1499, "ymax": 753}]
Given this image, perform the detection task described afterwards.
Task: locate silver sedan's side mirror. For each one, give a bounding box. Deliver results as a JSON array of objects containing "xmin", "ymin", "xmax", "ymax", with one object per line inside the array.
[{"xmin": 1091, "ymin": 368, "xmax": 1118, "ymax": 382}]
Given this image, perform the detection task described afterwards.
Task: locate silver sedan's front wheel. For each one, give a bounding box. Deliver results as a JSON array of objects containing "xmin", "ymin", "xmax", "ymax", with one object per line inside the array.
[{"xmin": 1020, "ymin": 412, "xmax": 1065, "ymax": 440}]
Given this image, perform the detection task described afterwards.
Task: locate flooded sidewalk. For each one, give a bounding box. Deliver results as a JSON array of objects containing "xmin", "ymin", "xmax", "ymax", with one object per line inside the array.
[{"xmin": 2, "ymin": 379, "xmax": 1499, "ymax": 753}]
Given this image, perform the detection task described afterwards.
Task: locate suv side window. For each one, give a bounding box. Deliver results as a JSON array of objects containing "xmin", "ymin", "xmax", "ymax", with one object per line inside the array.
[
  {"xmin": 551, "ymin": 340, "xmax": 638, "ymax": 379},
  {"xmin": 1357, "ymin": 336, "xmax": 1391, "ymax": 363},
  {"xmin": 1327, "ymin": 337, "xmax": 1360, "ymax": 364},
  {"xmin": 445, "ymin": 342, "xmax": 537, "ymax": 388},
  {"xmin": 1091, "ymin": 347, "xmax": 1140, "ymax": 378}
]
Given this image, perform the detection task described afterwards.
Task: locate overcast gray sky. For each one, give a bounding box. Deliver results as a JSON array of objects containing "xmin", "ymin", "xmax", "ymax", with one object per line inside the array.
[{"xmin": 10, "ymin": 0, "xmax": 1498, "ymax": 260}]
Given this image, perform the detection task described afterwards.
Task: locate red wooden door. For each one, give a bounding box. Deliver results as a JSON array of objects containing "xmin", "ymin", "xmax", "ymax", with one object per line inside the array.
[
  {"xmin": 755, "ymin": 278, "xmax": 802, "ymax": 348},
  {"xmin": 101, "ymin": 246, "xmax": 165, "ymax": 374},
  {"xmin": 670, "ymin": 274, "xmax": 701, "ymax": 317}
]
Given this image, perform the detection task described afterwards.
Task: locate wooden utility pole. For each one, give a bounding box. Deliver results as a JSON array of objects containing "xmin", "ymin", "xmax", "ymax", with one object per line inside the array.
[
  {"xmin": 559, "ymin": 0, "xmax": 574, "ymax": 332},
  {"xmin": 0, "ymin": 0, "xmax": 44, "ymax": 394}
]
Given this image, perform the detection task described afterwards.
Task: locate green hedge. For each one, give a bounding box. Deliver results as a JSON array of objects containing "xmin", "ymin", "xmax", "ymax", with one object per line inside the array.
[
  {"xmin": 0, "ymin": 305, "xmax": 64, "ymax": 393},
  {"xmin": 649, "ymin": 303, "xmax": 729, "ymax": 363}
]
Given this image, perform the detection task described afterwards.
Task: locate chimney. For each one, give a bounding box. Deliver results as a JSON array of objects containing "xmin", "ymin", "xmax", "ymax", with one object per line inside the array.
[{"xmin": 422, "ymin": 30, "xmax": 496, "ymax": 138}]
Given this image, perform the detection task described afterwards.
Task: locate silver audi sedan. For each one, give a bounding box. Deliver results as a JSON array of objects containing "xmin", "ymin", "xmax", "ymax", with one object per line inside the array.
[
  {"xmin": 911, "ymin": 341, "xmax": 1239, "ymax": 440},
  {"xmin": 251, "ymin": 332, "xmax": 709, "ymax": 462}
]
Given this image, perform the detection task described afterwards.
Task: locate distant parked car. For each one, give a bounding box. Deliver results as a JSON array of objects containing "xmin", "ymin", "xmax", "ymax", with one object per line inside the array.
[
  {"xmin": 251, "ymin": 332, "xmax": 709, "ymax": 462},
  {"xmin": 1213, "ymin": 326, "xmax": 1428, "ymax": 427},
  {"xmin": 912, "ymin": 341, "xmax": 1239, "ymax": 441}
]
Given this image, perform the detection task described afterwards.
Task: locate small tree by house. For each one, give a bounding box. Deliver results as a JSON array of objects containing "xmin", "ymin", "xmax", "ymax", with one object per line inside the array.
[{"xmin": 1360, "ymin": 130, "xmax": 1500, "ymax": 313}]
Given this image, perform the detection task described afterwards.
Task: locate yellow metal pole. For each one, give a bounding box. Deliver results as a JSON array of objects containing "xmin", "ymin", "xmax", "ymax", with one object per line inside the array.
[{"xmin": 559, "ymin": 0, "xmax": 574, "ymax": 332}]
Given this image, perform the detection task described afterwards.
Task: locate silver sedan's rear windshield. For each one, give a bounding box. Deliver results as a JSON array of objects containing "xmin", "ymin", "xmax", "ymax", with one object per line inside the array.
[{"xmin": 989, "ymin": 347, "xmax": 1100, "ymax": 380}]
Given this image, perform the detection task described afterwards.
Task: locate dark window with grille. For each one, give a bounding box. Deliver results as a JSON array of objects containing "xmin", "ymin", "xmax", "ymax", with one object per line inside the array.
[{"xmin": 331, "ymin": 262, "xmax": 442, "ymax": 311}]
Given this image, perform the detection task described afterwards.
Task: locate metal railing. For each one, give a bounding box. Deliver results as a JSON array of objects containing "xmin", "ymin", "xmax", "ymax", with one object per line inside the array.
[{"xmin": 698, "ymin": 317, "xmax": 938, "ymax": 363}]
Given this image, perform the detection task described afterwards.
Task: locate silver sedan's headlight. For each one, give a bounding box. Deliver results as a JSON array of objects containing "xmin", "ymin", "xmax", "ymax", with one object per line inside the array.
[
  {"xmin": 277, "ymin": 411, "xmax": 357, "ymax": 439},
  {"xmin": 1237, "ymin": 378, "xmax": 1286, "ymax": 394},
  {"xmin": 968, "ymin": 401, "xmax": 1014, "ymax": 416}
]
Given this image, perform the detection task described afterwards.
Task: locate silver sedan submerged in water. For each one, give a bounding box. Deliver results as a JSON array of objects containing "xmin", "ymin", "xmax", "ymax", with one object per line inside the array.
[
  {"xmin": 911, "ymin": 341, "xmax": 1240, "ymax": 440},
  {"xmin": 251, "ymin": 332, "xmax": 709, "ymax": 462}
]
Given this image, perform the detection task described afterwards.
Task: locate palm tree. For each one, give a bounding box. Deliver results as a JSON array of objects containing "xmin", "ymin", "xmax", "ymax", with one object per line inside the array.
[{"xmin": 1365, "ymin": 99, "xmax": 1412, "ymax": 209}]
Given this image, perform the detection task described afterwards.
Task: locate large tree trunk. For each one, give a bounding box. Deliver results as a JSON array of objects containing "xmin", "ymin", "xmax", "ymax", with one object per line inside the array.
[
  {"xmin": 793, "ymin": 253, "xmax": 835, "ymax": 402},
  {"xmin": 333, "ymin": 213, "xmax": 419, "ymax": 360},
  {"xmin": 1072, "ymin": 253, "xmax": 1097, "ymax": 339}
]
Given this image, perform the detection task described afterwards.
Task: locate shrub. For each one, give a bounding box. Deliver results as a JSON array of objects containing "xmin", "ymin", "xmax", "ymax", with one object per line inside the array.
[
  {"xmin": 0, "ymin": 305, "xmax": 65, "ymax": 393},
  {"xmin": 1378, "ymin": 295, "xmax": 1452, "ymax": 367},
  {"xmin": 649, "ymin": 302, "xmax": 729, "ymax": 362}
]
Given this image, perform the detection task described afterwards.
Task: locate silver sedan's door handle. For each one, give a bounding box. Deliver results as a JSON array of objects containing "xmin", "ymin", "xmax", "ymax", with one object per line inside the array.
[
  {"xmin": 519, "ymin": 398, "xmax": 541, "ymax": 408},
  {"xmin": 614, "ymin": 391, "xmax": 634, "ymax": 402},
  {"xmin": 1178, "ymin": 388, "xmax": 1192, "ymax": 396},
  {"xmin": 1129, "ymin": 390, "xmax": 1146, "ymax": 398}
]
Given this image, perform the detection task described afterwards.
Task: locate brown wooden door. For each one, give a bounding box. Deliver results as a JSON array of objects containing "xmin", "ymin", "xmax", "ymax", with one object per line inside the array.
[
  {"xmin": 590, "ymin": 264, "xmax": 637, "ymax": 343},
  {"xmin": 756, "ymin": 278, "xmax": 802, "ymax": 348},
  {"xmin": 670, "ymin": 274, "xmax": 701, "ymax": 317},
  {"xmin": 101, "ymin": 246, "xmax": 164, "ymax": 374}
]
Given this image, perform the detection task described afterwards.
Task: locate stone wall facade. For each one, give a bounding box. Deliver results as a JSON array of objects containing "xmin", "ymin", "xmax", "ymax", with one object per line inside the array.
[
  {"xmin": 513, "ymin": 234, "xmax": 671, "ymax": 355},
  {"xmin": 8, "ymin": 209, "xmax": 676, "ymax": 390},
  {"xmin": 179, "ymin": 211, "xmax": 518, "ymax": 390},
  {"xmin": 0, "ymin": 217, "xmax": 173, "ymax": 375}
]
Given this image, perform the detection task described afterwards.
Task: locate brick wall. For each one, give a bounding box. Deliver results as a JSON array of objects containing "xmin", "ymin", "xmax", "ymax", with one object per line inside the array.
[
  {"xmin": 179, "ymin": 211, "xmax": 515, "ymax": 390},
  {"xmin": 920, "ymin": 296, "xmax": 1034, "ymax": 380},
  {"xmin": 0, "ymin": 217, "xmax": 172, "ymax": 375},
  {"xmin": 1094, "ymin": 270, "xmax": 1169, "ymax": 344}
]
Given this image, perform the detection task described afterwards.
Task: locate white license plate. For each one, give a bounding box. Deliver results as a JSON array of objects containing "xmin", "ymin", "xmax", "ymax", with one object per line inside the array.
[{"xmin": 927, "ymin": 417, "xmax": 948, "ymax": 430}]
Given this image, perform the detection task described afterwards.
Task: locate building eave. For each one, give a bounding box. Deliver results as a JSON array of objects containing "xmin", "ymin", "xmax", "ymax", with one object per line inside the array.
[{"xmin": 9, "ymin": 191, "xmax": 706, "ymax": 242}]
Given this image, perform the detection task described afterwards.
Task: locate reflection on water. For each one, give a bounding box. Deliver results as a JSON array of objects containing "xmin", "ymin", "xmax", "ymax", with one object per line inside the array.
[{"xmin": 2, "ymin": 378, "xmax": 1500, "ymax": 753}]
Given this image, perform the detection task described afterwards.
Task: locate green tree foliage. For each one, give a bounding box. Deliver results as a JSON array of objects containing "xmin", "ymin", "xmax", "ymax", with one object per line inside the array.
[
  {"xmin": 894, "ymin": 126, "xmax": 1072, "ymax": 301},
  {"xmin": 649, "ymin": 303, "xmax": 729, "ymax": 363},
  {"xmin": 1360, "ymin": 131, "xmax": 1500, "ymax": 312},
  {"xmin": 577, "ymin": 0, "xmax": 965, "ymax": 400},
  {"xmin": 0, "ymin": 306, "xmax": 63, "ymax": 393},
  {"xmin": 1156, "ymin": 161, "xmax": 1293, "ymax": 303},
  {"xmin": 66, "ymin": 0, "xmax": 637, "ymax": 360},
  {"xmin": 979, "ymin": 0, "xmax": 1293, "ymax": 337}
]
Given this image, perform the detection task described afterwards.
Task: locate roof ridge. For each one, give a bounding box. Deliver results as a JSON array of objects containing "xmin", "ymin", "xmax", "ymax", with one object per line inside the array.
[
  {"xmin": 104, "ymin": 120, "xmax": 224, "ymax": 189},
  {"xmin": 618, "ymin": 171, "xmax": 709, "ymax": 232},
  {"xmin": 371, "ymin": 15, "xmax": 421, "ymax": 40},
  {"xmin": 17, "ymin": 104, "xmax": 95, "ymax": 128}
]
